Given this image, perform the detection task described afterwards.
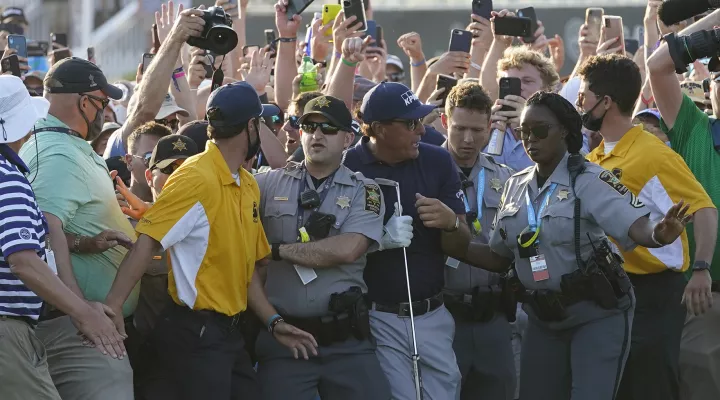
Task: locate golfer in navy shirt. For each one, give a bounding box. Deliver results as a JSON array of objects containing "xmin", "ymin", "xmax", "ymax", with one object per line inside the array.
[{"xmin": 344, "ymin": 82, "xmax": 471, "ymax": 400}]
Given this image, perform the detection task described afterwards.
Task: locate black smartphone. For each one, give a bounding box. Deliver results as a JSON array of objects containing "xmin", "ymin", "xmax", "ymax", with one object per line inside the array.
[
  {"xmin": 472, "ymin": 0, "xmax": 493, "ymax": 20},
  {"xmin": 516, "ymin": 7, "xmax": 538, "ymax": 43},
  {"xmin": 53, "ymin": 48, "xmax": 71, "ymax": 63},
  {"xmin": 376, "ymin": 25, "xmax": 384, "ymax": 47},
  {"xmin": 436, "ymin": 74, "xmax": 458, "ymax": 107},
  {"xmin": 51, "ymin": 33, "xmax": 68, "ymax": 47},
  {"xmin": 87, "ymin": 47, "xmax": 95, "ymax": 61},
  {"xmin": 448, "ymin": 29, "xmax": 472, "ymax": 53},
  {"xmin": 265, "ymin": 29, "xmax": 277, "ymax": 50},
  {"xmin": 27, "ymin": 41, "xmax": 49, "ymax": 57},
  {"xmin": 493, "ymin": 16, "xmax": 532, "ymax": 38},
  {"xmin": 287, "ymin": 0, "xmax": 315, "ymax": 21},
  {"xmin": 1, "ymin": 54, "xmax": 21, "ymax": 77},
  {"xmin": 342, "ymin": 0, "xmax": 367, "ymax": 32},
  {"xmin": 703, "ymin": 78, "xmax": 711, "ymax": 93},
  {"xmin": 243, "ymin": 45, "xmax": 260, "ymax": 57},
  {"xmin": 499, "ymin": 77, "xmax": 521, "ymax": 111},
  {"xmin": 624, "ymin": 39, "xmax": 639, "ymax": 55},
  {"xmin": 366, "ymin": 20, "xmax": 378, "ymax": 46},
  {"xmin": 7, "ymin": 34, "xmax": 27, "ymax": 58},
  {"xmin": 142, "ymin": 53, "xmax": 155, "ymax": 73}
]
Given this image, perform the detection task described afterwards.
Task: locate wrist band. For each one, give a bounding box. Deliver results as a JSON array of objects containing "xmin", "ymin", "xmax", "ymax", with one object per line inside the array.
[
  {"xmin": 470, "ymin": 61, "xmax": 482, "ymax": 71},
  {"xmin": 72, "ymin": 236, "xmax": 81, "ymax": 253},
  {"xmin": 173, "ymin": 66, "xmax": 184, "ymax": 74},
  {"xmin": 335, "ymin": 51, "xmax": 342, "ymax": 59},
  {"xmin": 277, "ymin": 37, "xmax": 297, "ymax": 43},
  {"xmin": 411, "ymin": 59, "xmax": 426, "ymax": 67},
  {"xmin": 341, "ymin": 57, "xmax": 358, "ymax": 67},
  {"xmin": 269, "ymin": 315, "xmax": 284, "ymax": 335},
  {"xmin": 651, "ymin": 230, "xmax": 663, "ymax": 247},
  {"xmin": 173, "ymin": 71, "xmax": 186, "ymax": 79},
  {"xmin": 266, "ymin": 313, "xmax": 281, "ymax": 330}
]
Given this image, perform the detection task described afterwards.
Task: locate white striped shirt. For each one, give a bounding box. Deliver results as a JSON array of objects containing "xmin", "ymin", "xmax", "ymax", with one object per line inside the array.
[{"xmin": 0, "ymin": 145, "xmax": 46, "ymax": 320}]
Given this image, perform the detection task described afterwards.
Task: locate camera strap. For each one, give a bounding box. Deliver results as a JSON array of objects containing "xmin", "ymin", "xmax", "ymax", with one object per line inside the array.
[
  {"xmin": 32, "ymin": 126, "xmax": 83, "ymax": 139},
  {"xmin": 296, "ymin": 165, "xmax": 337, "ymax": 242},
  {"xmin": 211, "ymin": 66, "xmax": 224, "ymax": 93}
]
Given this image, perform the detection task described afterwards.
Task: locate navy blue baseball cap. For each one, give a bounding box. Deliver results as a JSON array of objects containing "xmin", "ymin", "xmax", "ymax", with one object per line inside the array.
[
  {"xmin": 206, "ymin": 81, "xmax": 280, "ymax": 127},
  {"xmin": 360, "ymin": 82, "xmax": 435, "ymax": 123}
]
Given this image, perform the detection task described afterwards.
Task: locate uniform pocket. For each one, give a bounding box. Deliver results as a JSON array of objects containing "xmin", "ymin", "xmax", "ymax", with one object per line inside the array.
[
  {"xmin": 27, "ymin": 329, "xmax": 48, "ymax": 368},
  {"xmin": 263, "ymin": 202, "xmax": 299, "ymax": 243},
  {"xmin": 542, "ymin": 205, "xmax": 576, "ymax": 245}
]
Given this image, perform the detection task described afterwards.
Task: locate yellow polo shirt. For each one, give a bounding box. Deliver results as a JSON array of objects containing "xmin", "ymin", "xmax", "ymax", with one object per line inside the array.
[
  {"xmin": 136, "ymin": 142, "xmax": 270, "ymax": 316},
  {"xmin": 587, "ymin": 125, "xmax": 714, "ymax": 275}
]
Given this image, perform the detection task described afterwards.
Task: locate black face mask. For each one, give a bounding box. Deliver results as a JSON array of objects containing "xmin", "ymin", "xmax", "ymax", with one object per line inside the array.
[
  {"xmin": 580, "ymin": 97, "xmax": 607, "ymax": 132},
  {"xmin": 78, "ymin": 96, "xmax": 104, "ymax": 142},
  {"xmin": 246, "ymin": 119, "xmax": 261, "ymax": 161}
]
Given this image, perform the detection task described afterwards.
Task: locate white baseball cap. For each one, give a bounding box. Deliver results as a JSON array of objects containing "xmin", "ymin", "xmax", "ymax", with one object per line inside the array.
[
  {"xmin": 386, "ymin": 54, "xmax": 404, "ymax": 71},
  {"xmin": 0, "ymin": 75, "xmax": 50, "ymax": 144},
  {"xmin": 155, "ymin": 93, "xmax": 190, "ymax": 120}
]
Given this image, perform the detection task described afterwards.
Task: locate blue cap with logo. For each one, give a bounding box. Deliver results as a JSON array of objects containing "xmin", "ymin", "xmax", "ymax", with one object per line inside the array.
[
  {"xmin": 360, "ymin": 82, "xmax": 435, "ymax": 123},
  {"xmin": 206, "ymin": 81, "xmax": 280, "ymax": 127}
]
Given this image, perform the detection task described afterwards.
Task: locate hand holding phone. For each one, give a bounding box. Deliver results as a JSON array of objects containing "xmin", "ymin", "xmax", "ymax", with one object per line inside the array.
[
  {"xmin": 141, "ymin": 53, "xmax": 155, "ymax": 73},
  {"xmin": 7, "ymin": 35, "xmax": 27, "ymax": 59},
  {"xmin": 448, "ymin": 29, "xmax": 472, "ymax": 53},
  {"xmin": 342, "ymin": 0, "xmax": 368, "ymax": 32},
  {"xmin": 51, "ymin": 33, "xmax": 68, "ymax": 48},
  {"xmin": 600, "ymin": 16, "xmax": 624, "ymax": 55},
  {"xmin": 472, "ymin": 0, "xmax": 493, "ymax": 20},
  {"xmin": 585, "ymin": 8, "xmax": 604, "ymax": 44},
  {"xmin": 436, "ymin": 75, "xmax": 458, "ymax": 107},
  {"xmin": 498, "ymin": 77, "xmax": 521, "ymax": 112},
  {"xmin": 516, "ymin": 7, "xmax": 538, "ymax": 43},
  {"xmin": 1, "ymin": 54, "xmax": 21, "ymax": 77},
  {"xmin": 492, "ymin": 16, "xmax": 532, "ymax": 38}
]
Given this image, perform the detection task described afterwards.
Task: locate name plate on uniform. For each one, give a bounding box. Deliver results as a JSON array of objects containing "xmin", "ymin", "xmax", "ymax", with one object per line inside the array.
[
  {"xmin": 446, "ymin": 257, "xmax": 460, "ymax": 269},
  {"xmin": 294, "ymin": 265, "xmax": 317, "ymax": 285}
]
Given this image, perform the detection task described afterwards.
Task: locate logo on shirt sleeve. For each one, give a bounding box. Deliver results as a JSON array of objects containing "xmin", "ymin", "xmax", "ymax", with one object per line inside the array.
[
  {"xmin": 365, "ymin": 185, "xmax": 381, "ymax": 215},
  {"xmin": 598, "ymin": 170, "xmax": 629, "ymax": 196},
  {"xmin": 629, "ymin": 193, "xmax": 645, "ymax": 208},
  {"xmin": 19, "ymin": 228, "xmax": 31, "ymax": 240}
]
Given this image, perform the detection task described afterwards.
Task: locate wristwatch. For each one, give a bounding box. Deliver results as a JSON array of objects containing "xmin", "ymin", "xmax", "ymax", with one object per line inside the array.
[
  {"xmin": 444, "ymin": 216, "xmax": 460, "ymax": 233},
  {"xmin": 692, "ymin": 261, "xmax": 711, "ymax": 272}
]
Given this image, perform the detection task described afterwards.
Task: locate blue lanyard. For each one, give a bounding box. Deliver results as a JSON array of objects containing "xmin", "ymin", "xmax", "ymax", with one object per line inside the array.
[
  {"xmin": 462, "ymin": 169, "xmax": 485, "ymax": 220},
  {"xmin": 525, "ymin": 183, "xmax": 557, "ymax": 242}
]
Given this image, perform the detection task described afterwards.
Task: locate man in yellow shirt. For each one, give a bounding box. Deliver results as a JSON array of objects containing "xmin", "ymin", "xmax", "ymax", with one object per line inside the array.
[
  {"xmin": 579, "ymin": 55, "xmax": 718, "ymax": 400},
  {"xmin": 104, "ymin": 82, "xmax": 317, "ymax": 400}
]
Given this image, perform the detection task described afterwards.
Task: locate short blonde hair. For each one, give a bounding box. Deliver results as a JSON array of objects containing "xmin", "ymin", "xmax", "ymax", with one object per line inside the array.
[{"xmin": 497, "ymin": 47, "xmax": 559, "ymax": 90}]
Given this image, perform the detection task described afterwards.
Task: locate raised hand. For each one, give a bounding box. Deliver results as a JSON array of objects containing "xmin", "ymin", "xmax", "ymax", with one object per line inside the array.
[
  {"xmin": 342, "ymin": 36, "xmax": 371, "ymax": 65},
  {"xmin": 468, "ymin": 15, "xmax": 493, "ymax": 53},
  {"xmin": 428, "ymin": 51, "xmax": 471, "ymax": 76},
  {"xmin": 490, "ymin": 9, "xmax": 518, "ymax": 45},
  {"xmin": 168, "ymin": 8, "xmax": 206, "ymax": 44},
  {"xmin": 332, "ymin": 11, "xmax": 364, "ymax": 54},
  {"xmin": 310, "ymin": 17, "xmax": 332, "ymax": 61},
  {"xmin": 114, "ymin": 174, "xmax": 151, "ymax": 220},
  {"xmin": 275, "ymin": 0, "xmax": 302, "ymax": 38},
  {"xmin": 547, "ymin": 34, "xmax": 565, "ymax": 73},
  {"xmin": 397, "ymin": 32, "xmax": 425, "ymax": 62},
  {"xmin": 155, "ymin": 1, "xmax": 184, "ymax": 45},
  {"xmin": 245, "ymin": 48, "xmax": 273, "ymax": 94},
  {"xmin": 653, "ymin": 200, "xmax": 691, "ymax": 245}
]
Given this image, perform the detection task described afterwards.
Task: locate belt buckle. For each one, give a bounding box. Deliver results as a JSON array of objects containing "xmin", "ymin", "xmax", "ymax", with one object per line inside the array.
[{"xmin": 462, "ymin": 294, "xmax": 473, "ymax": 304}]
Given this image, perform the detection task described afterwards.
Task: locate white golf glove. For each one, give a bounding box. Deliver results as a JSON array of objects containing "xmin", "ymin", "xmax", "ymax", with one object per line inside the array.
[{"xmin": 378, "ymin": 202, "xmax": 414, "ymax": 251}]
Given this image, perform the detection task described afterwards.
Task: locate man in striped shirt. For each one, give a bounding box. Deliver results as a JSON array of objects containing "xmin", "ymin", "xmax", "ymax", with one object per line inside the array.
[{"xmin": 0, "ymin": 76, "xmax": 125, "ymax": 399}]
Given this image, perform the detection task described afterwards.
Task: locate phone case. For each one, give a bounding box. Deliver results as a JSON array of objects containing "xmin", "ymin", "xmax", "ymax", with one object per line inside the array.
[
  {"xmin": 472, "ymin": 0, "xmax": 493, "ymax": 20},
  {"xmin": 585, "ymin": 8, "xmax": 604, "ymax": 44},
  {"xmin": 342, "ymin": 0, "xmax": 367, "ymax": 32},
  {"xmin": 366, "ymin": 20, "xmax": 378, "ymax": 46},
  {"xmin": 436, "ymin": 75, "xmax": 458, "ymax": 107},
  {"xmin": 322, "ymin": 4, "xmax": 342, "ymax": 36},
  {"xmin": 499, "ymin": 77, "xmax": 521, "ymax": 112},
  {"xmin": 516, "ymin": 7, "xmax": 538, "ymax": 43},
  {"xmin": 265, "ymin": 30, "xmax": 276, "ymax": 46},
  {"xmin": 287, "ymin": 0, "xmax": 315, "ymax": 21},
  {"xmin": 601, "ymin": 16, "xmax": 624, "ymax": 55},
  {"xmin": 493, "ymin": 17, "xmax": 532, "ymax": 38},
  {"xmin": 449, "ymin": 29, "xmax": 472, "ymax": 53},
  {"xmin": 8, "ymin": 35, "xmax": 27, "ymax": 58}
]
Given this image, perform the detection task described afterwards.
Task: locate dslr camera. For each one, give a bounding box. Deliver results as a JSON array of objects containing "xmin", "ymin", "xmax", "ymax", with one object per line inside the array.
[
  {"xmin": 666, "ymin": 30, "xmax": 720, "ymax": 73},
  {"xmin": 187, "ymin": 6, "xmax": 238, "ymax": 56}
]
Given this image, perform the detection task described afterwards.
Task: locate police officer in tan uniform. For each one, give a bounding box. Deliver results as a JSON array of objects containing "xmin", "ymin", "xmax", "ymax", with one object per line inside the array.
[
  {"xmin": 254, "ymin": 95, "xmax": 391, "ymax": 400},
  {"xmin": 463, "ymin": 92, "xmax": 692, "ymax": 400},
  {"xmin": 439, "ymin": 82, "xmax": 517, "ymax": 399}
]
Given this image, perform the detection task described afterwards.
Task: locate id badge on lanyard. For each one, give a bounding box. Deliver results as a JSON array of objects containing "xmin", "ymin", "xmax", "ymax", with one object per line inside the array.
[
  {"xmin": 517, "ymin": 183, "xmax": 556, "ymax": 282},
  {"xmin": 462, "ymin": 169, "xmax": 485, "ymax": 235}
]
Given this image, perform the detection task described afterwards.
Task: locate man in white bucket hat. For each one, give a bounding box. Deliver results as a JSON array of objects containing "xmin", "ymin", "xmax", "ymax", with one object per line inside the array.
[{"xmin": 0, "ymin": 75, "xmax": 126, "ymax": 400}]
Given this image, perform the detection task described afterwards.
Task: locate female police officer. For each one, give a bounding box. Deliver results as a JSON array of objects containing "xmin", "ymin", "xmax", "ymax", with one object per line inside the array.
[{"xmin": 463, "ymin": 92, "xmax": 691, "ymax": 400}]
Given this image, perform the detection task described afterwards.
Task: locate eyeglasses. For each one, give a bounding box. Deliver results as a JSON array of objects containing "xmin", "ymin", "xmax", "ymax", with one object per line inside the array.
[
  {"xmin": 156, "ymin": 118, "xmax": 179, "ymax": 131},
  {"xmin": 81, "ymin": 93, "xmax": 110, "ymax": 110},
  {"xmin": 300, "ymin": 122, "xmax": 342, "ymax": 135},
  {"xmin": 514, "ymin": 124, "xmax": 558, "ymax": 140},
  {"xmin": 388, "ymin": 118, "xmax": 421, "ymax": 131},
  {"xmin": 285, "ymin": 115, "xmax": 300, "ymax": 129},
  {"xmin": 133, "ymin": 151, "xmax": 152, "ymax": 168},
  {"xmin": 387, "ymin": 72, "xmax": 405, "ymax": 82}
]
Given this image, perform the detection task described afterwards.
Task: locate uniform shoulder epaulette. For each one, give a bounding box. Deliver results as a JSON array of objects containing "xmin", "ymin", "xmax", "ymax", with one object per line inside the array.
[
  {"xmin": 285, "ymin": 161, "xmax": 302, "ymax": 171},
  {"xmin": 513, "ymin": 165, "xmax": 534, "ymax": 177},
  {"xmin": 485, "ymin": 155, "xmax": 512, "ymax": 170}
]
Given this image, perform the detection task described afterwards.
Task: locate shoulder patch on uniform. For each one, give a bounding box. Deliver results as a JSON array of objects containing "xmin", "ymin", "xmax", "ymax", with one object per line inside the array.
[
  {"xmin": 611, "ymin": 168, "xmax": 623, "ymax": 180},
  {"xmin": 598, "ymin": 170, "xmax": 629, "ymax": 196},
  {"xmin": 629, "ymin": 193, "xmax": 644, "ymax": 208},
  {"xmin": 364, "ymin": 184, "xmax": 381, "ymax": 215}
]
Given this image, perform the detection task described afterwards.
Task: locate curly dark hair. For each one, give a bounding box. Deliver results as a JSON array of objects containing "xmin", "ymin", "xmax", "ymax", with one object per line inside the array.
[
  {"xmin": 526, "ymin": 91, "xmax": 584, "ymax": 154},
  {"xmin": 577, "ymin": 54, "xmax": 642, "ymax": 115},
  {"xmin": 445, "ymin": 82, "xmax": 493, "ymax": 117}
]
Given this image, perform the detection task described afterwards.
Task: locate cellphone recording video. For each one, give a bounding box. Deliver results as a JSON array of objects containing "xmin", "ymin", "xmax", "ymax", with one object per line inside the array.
[
  {"xmin": 342, "ymin": 0, "xmax": 367, "ymax": 32},
  {"xmin": 243, "ymin": 45, "xmax": 260, "ymax": 57},
  {"xmin": 51, "ymin": 33, "xmax": 68, "ymax": 48},
  {"xmin": 492, "ymin": 16, "xmax": 532, "ymax": 38},
  {"xmin": 499, "ymin": 77, "xmax": 521, "ymax": 112},
  {"xmin": 436, "ymin": 75, "xmax": 458, "ymax": 108},
  {"xmin": 448, "ymin": 29, "xmax": 472, "ymax": 53},
  {"xmin": 585, "ymin": 8, "xmax": 604, "ymax": 44},
  {"xmin": 265, "ymin": 29, "xmax": 277, "ymax": 50},
  {"xmin": 516, "ymin": 7, "xmax": 538, "ymax": 43},
  {"xmin": 53, "ymin": 48, "xmax": 72, "ymax": 64},
  {"xmin": 142, "ymin": 53, "xmax": 155, "ymax": 73},
  {"xmin": 1, "ymin": 54, "xmax": 21, "ymax": 77},
  {"xmin": 286, "ymin": 0, "xmax": 315, "ymax": 21},
  {"xmin": 472, "ymin": 0, "xmax": 493, "ymax": 20},
  {"xmin": 601, "ymin": 15, "xmax": 624, "ymax": 56},
  {"xmin": 7, "ymin": 34, "xmax": 27, "ymax": 59}
]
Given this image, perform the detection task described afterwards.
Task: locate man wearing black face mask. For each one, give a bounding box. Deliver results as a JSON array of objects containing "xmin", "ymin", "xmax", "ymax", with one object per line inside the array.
[
  {"xmin": 580, "ymin": 54, "xmax": 718, "ymax": 400},
  {"xmin": 104, "ymin": 81, "xmax": 319, "ymax": 400}
]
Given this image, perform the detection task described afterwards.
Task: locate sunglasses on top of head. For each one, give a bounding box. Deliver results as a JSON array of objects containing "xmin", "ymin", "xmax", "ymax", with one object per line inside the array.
[
  {"xmin": 514, "ymin": 124, "xmax": 560, "ymax": 140},
  {"xmin": 300, "ymin": 121, "xmax": 342, "ymax": 135}
]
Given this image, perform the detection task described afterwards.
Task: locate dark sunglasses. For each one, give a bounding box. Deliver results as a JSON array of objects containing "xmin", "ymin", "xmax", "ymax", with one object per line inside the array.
[
  {"xmin": 514, "ymin": 124, "xmax": 558, "ymax": 140},
  {"xmin": 286, "ymin": 115, "xmax": 301, "ymax": 129},
  {"xmin": 137, "ymin": 151, "xmax": 153, "ymax": 168},
  {"xmin": 389, "ymin": 118, "xmax": 421, "ymax": 131},
  {"xmin": 156, "ymin": 118, "xmax": 179, "ymax": 131},
  {"xmin": 152, "ymin": 160, "xmax": 183, "ymax": 175},
  {"xmin": 81, "ymin": 93, "xmax": 110, "ymax": 110},
  {"xmin": 387, "ymin": 72, "xmax": 405, "ymax": 82},
  {"xmin": 300, "ymin": 122, "xmax": 342, "ymax": 135}
]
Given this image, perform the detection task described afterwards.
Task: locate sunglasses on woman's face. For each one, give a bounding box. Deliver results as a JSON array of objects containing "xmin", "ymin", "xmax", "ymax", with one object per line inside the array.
[
  {"xmin": 285, "ymin": 115, "xmax": 301, "ymax": 129},
  {"xmin": 514, "ymin": 124, "xmax": 558, "ymax": 140},
  {"xmin": 300, "ymin": 122, "xmax": 342, "ymax": 135}
]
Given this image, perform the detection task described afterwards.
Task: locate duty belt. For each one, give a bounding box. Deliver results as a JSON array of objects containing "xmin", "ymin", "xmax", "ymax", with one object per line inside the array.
[
  {"xmin": 371, "ymin": 292, "xmax": 444, "ymax": 317},
  {"xmin": 171, "ymin": 302, "xmax": 245, "ymax": 329},
  {"xmin": 283, "ymin": 312, "xmax": 361, "ymax": 346}
]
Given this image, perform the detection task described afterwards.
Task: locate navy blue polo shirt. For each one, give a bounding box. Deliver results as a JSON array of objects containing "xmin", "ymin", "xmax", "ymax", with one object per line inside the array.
[
  {"xmin": 421, "ymin": 125, "xmax": 446, "ymax": 146},
  {"xmin": 343, "ymin": 137, "xmax": 465, "ymax": 304}
]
